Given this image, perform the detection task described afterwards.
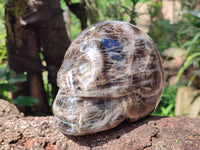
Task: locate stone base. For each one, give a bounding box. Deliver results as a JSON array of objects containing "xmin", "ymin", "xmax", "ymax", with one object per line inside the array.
[{"xmin": 0, "ymin": 115, "xmax": 199, "ymax": 149}]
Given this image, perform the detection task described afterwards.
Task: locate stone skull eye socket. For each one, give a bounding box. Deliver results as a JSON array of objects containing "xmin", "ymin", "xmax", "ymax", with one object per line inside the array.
[
  {"xmin": 63, "ymin": 57, "xmax": 73, "ymax": 71},
  {"xmin": 78, "ymin": 60, "xmax": 93, "ymax": 77}
]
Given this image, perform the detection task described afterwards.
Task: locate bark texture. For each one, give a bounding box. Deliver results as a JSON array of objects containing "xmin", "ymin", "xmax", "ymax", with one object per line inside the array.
[
  {"xmin": 0, "ymin": 115, "xmax": 199, "ymax": 149},
  {"xmin": 5, "ymin": 2, "xmax": 50, "ymax": 114},
  {"xmin": 66, "ymin": 0, "xmax": 99, "ymax": 29},
  {"xmin": 5, "ymin": 0, "xmax": 71, "ymax": 114}
]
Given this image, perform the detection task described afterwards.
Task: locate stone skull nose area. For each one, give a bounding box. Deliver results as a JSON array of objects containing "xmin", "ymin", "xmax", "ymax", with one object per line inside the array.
[
  {"xmin": 53, "ymin": 21, "xmax": 164, "ymax": 136},
  {"xmin": 78, "ymin": 60, "xmax": 92, "ymax": 76}
]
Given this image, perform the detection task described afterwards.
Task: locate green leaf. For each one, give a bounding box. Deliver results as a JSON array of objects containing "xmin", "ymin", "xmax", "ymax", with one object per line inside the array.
[
  {"xmin": 182, "ymin": 10, "xmax": 200, "ymax": 19},
  {"xmin": 188, "ymin": 74, "xmax": 197, "ymax": 86},
  {"xmin": 2, "ymin": 0, "xmax": 8, "ymax": 4},
  {"xmin": 14, "ymin": 96, "xmax": 39, "ymax": 107},
  {"xmin": 185, "ymin": 32, "xmax": 200, "ymax": 56},
  {"xmin": 181, "ymin": 40, "xmax": 192, "ymax": 49},
  {"xmin": 0, "ymin": 83, "xmax": 18, "ymax": 91},
  {"xmin": 139, "ymin": 0, "xmax": 152, "ymax": 3},
  {"xmin": 60, "ymin": 0, "xmax": 66, "ymax": 10},
  {"xmin": 0, "ymin": 65, "xmax": 8, "ymax": 79},
  {"xmin": 8, "ymin": 74, "xmax": 27, "ymax": 84},
  {"xmin": 177, "ymin": 53, "xmax": 200, "ymax": 81},
  {"xmin": 6, "ymin": 69, "xmax": 13, "ymax": 79},
  {"xmin": 165, "ymin": 104, "xmax": 174, "ymax": 114}
]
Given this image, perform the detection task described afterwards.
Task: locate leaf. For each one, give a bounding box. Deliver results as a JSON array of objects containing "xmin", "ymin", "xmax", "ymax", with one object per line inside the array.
[
  {"xmin": 177, "ymin": 53, "xmax": 200, "ymax": 81},
  {"xmin": 164, "ymin": 104, "xmax": 174, "ymax": 115},
  {"xmin": 188, "ymin": 74, "xmax": 197, "ymax": 87},
  {"xmin": 8, "ymin": 74, "xmax": 27, "ymax": 84},
  {"xmin": 0, "ymin": 83, "xmax": 18, "ymax": 91},
  {"xmin": 60, "ymin": 0, "xmax": 66, "ymax": 10},
  {"xmin": 181, "ymin": 40, "xmax": 192, "ymax": 49},
  {"xmin": 0, "ymin": 65, "xmax": 8, "ymax": 79},
  {"xmin": 14, "ymin": 96, "xmax": 39, "ymax": 107},
  {"xmin": 182, "ymin": 10, "xmax": 200, "ymax": 19},
  {"xmin": 6, "ymin": 69, "xmax": 13, "ymax": 79},
  {"xmin": 1, "ymin": 0, "xmax": 8, "ymax": 4},
  {"xmin": 139, "ymin": 0, "xmax": 152, "ymax": 3},
  {"xmin": 180, "ymin": 27, "xmax": 194, "ymax": 35},
  {"xmin": 185, "ymin": 32, "xmax": 200, "ymax": 56}
]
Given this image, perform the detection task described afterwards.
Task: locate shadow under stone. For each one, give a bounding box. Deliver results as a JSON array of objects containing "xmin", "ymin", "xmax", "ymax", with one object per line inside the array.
[{"xmin": 65, "ymin": 115, "xmax": 167, "ymax": 148}]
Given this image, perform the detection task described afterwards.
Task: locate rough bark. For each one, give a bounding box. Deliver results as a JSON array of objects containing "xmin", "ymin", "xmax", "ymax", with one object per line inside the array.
[
  {"xmin": 20, "ymin": 0, "xmax": 71, "ymax": 102},
  {"xmin": 5, "ymin": 1, "xmax": 50, "ymax": 114},
  {"xmin": 0, "ymin": 115, "xmax": 199, "ymax": 149},
  {"xmin": 23, "ymin": 0, "xmax": 71, "ymax": 99},
  {"xmin": 5, "ymin": 0, "xmax": 71, "ymax": 114},
  {"xmin": 66, "ymin": 0, "xmax": 99, "ymax": 29}
]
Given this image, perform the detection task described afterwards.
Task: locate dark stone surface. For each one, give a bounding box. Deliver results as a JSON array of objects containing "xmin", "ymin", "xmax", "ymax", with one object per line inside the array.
[{"xmin": 0, "ymin": 115, "xmax": 199, "ymax": 149}]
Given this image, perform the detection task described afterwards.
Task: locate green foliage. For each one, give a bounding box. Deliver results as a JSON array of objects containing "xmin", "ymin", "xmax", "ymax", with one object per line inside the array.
[
  {"xmin": 98, "ymin": 0, "xmax": 141, "ymax": 23},
  {"xmin": 42, "ymin": 71, "xmax": 53, "ymax": 107},
  {"xmin": 181, "ymin": 0, "xmax": 199, "ymax": 11},
  {"xmin": 0, "ymin": 65, "xmax": 19, "ymax": 93},
  {"xmin": 0, "ymin": 1, "xmax": 39, "ymax": 107},
  {"xmin": 1, "ymin": 0, "xmax": 8, "ymax": 4},
  {"xmin": 139, "ymin": 0, "xmax": 152, "ymax": 2},
  {"xmin": 60, "ymin": 0, "xmax": 66, "ymax": 10},
  {"xmin": 14, "ymin": 96, "xmax": 39, "ymax": 107},
  {"xmin": 176, "ymin": 11, "xmax": 200, "ymax": 81},
  {"xmin": 104, "ymin": 1, "xmax": 125, "ymax": 21},
  {"xmin": 153, "ymin": 85, "xmax": 178, "ymax": 116},
  {"xmin": 0, "ymin": 65, "xmax": 24, "ymax": 97},
  {"xmin": 71, "ymin": 0, "xmax": 80, "ymax": 3},
  {"xmin": 8, "ymin": 74, "xmax": 27, "ymax": 84},
  {"xmin": 70, "ymin": 13, "xmax": 81, "ymax": 39},
  {"xmin": 0, "ymin": 83, "xmax": 18, "ymax": 92},
  {"xmin": 147, "ymin": 0, "xmax": 183, "ymax": 53},
  {"xmin": 0, "ymin": 2, "xmax": 6, "ymax": 45},
  {"xmin": 149, "ymin": 19, "xmax": 180, "ymax": 52},
  {"xmin": 177, "ymin": 52, "xmax": 200, "ymax": 81},
  {"xmin": 59, "ymin": 0, "xmax": 81, "ymax": 39},
  {"xmin": 67, "ymin": 0, "xmax": 154, "ymax": 39},
  {"xmin": 0, "ymin": 64, "xmax": 39, "ymax": 106},
  {"xmin": 176, "ymin": 11, "xmax": 200, "ymax": 48}
]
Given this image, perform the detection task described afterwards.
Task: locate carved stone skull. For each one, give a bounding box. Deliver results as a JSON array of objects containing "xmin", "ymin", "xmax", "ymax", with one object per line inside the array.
[{"xmin": 53, "ymin": 21, "xmax": 164, "ymax": 136}]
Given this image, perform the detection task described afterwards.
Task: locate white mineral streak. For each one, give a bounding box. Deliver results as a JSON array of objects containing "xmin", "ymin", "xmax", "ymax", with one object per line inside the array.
[
  {"xmin": 66, "ymin": 71, "xmax": 75, "ymax": 95},
  {"xmin": 64, "ymin": 57, "xmax": 73, "ymax": 71},
  {"xmin": 83, "ymin": 45, "xmax": 102, "ymax": 91}
]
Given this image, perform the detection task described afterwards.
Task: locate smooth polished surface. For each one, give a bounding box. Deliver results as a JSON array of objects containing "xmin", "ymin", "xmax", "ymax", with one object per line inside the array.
[{"xmin": 53, "ymin": 21, "xmax": 164, "ymax": 136}]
